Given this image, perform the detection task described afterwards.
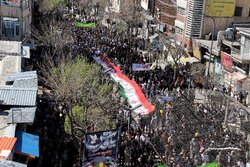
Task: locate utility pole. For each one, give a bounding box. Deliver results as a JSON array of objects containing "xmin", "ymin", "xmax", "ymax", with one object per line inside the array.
[{"xmin": 205, "ymin": 15, "xmax": 215, "ymax": 76}]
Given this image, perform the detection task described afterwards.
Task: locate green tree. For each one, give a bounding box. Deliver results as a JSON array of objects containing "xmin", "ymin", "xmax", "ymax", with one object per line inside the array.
[{"xmin": 42, "ymin": 57, "xmax": 119, "ymax": 142}]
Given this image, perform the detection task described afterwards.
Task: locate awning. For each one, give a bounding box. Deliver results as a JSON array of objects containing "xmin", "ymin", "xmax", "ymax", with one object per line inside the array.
[
  {"xmin": 0, "ymin": 138, "xmax": 17, "ymax": 160},
  {"xmin": 181, "ymin": 57, "xmax": 200, "ymax": 64},
  {"xmin": 14, "ymin": 131, "xmax": 39, "ymax": 158}
]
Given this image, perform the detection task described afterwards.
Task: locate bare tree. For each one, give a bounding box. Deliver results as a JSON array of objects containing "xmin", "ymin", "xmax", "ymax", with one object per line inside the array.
[
  {"xmin": 119, "ymin": 0, "xmax": 143, "ymax": 37},
  {"xmin": 32, "ymin": 19, "xmax": 74, "ymax": 68},
  {"xmin": 38, "ymin": 0, "xmax": 65, "ymax": 17}
]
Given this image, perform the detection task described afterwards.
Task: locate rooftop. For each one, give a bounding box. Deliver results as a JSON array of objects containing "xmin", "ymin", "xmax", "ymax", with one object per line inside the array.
[
  {"xmin": 195, "ymin": 39, "xmax": 219, "ymax": 55},
  {"xmin": 237, "ymin": 27, "xmax": 250, "ymax": 37},
  {"xmin": 0, "ymin": 88, "xmax": 37, "ymax": 106}
]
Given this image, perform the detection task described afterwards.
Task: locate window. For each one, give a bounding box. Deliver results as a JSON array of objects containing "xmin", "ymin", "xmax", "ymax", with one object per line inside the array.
[
  {"xmin": 2, "ymin": 17, "xmax": 19, "ymax": 37},
  {"xmin": 176, "ymin": 27, "xmax": 183, "ymax": 34},
  {"xmin": 177, "ymin": 7, "xmax": 186, "ymax": 15},
  {"xmin": 234, "ymin": 7, "xmax": 243, "ymax": 17}
]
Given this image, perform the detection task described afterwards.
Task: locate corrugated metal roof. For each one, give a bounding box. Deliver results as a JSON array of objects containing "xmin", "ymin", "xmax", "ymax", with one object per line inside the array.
[
  {"xmin": 5, "ymin": 71, "xmax": 37, "ymax": 82},
  {"xmin": 0, "ymin": 160, "xmax": 27, "ymax": 167},
  {"xmin": 13, "ymin": 78, "xmax": 37, "ymax": 89},
  {"xmin": 0, "ymin": 138, "xmax": 17, "ymax": 151},
  {"xmin": 0, "ymin": 137, "xmax": 17, "ymax": 160},
  {"xmin": 7, "ymin": 107, "xmax": 37, "ymax": 124},
  {"xmin": 0, "ymin": 88, "xmax": 37, "ymax": 106}
]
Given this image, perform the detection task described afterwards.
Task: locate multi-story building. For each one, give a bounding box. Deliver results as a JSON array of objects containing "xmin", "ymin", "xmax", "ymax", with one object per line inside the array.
[
  {"xmin": 0, "ymin": 0, "xmax": 32, "ymax": 41},
  {"xmin": 175, "ymin": 0, "xmax": 187, "ymax": 43},
  {"xmin": 175, "ymin": 0, "xmax": 250, "ymax": 54},
  {"xmin": 155, "ymin": 0, "xmax": 177, "ymax": 38}
]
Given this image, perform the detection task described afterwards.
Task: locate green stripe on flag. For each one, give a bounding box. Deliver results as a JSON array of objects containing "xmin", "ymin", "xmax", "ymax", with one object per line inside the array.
[
  {"xmin": 112, "ymin": 79, "xmax": 127, "ymax": 99},
  {"xmin": 197, "ymin": 162, "xmax": 219, "ymax": 167},
  {"xmin": 74, "ymin": 22, "xmax": 96, "ymax": 28}
]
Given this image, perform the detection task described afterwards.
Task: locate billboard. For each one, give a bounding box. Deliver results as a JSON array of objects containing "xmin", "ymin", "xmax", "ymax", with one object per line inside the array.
[
  {"xmin": 221, "ymin": 52, "xmax": 233, "ymax": 72},
  {"xmin": 205, "ymin": 0, "xmax": 236, "ymax": 17}
]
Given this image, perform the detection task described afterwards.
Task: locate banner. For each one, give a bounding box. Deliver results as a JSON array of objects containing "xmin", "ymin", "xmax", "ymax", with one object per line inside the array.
[
  {"xmin": 84, "ymin": 129, "xmax": 119, "ymax": 162},
  {"xmin": 221, "ymin": 52, "xmax": 233, "ymax": 72},
  {"xmin": 74, "ymin": 22, "xmax": 96, "ymax": 28},
  {"xmin": 157, "ymin": 96, "xmax": 173, "ymax": 102},
  {"xmin": 197, "ymin": 162, "xmax": 219, "ymax": 167},
  {"xmin": 93, "ymin": 51, "xmax": 155, "ymax": 116},
  {"xmin": 205, "ymin": 0, "xmax": 236, "ymax": 17},
  {"xmin": 132, "ymin": 63, "xmax": 151, "ymax": 71}
]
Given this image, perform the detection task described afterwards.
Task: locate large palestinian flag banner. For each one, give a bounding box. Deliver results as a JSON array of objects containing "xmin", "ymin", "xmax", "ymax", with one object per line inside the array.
[{"xmin": 93, "ymin": 51, "xmax": 154, "ymax": 116}]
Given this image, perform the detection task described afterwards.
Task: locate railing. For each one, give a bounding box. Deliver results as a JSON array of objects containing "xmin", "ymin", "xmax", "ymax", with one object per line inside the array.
[{"xmin": 231, "ymin": 47, "xmax": 240, "ymax": 55}]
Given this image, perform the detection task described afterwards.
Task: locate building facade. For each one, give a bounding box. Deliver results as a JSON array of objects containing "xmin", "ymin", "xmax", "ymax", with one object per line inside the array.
[
  {"xmin": 175, "ymin": 0, "xmax": 250, "ymax": 53},
  {"xmin": 155, "ymin": 0, "xmax": 177, "ymax": 38},
  {"xmin": 0, "ymin": 0, "xmax": 32, "ymax": 41}
]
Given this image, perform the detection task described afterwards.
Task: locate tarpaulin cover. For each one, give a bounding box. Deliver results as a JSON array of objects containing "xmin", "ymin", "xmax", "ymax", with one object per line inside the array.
[{"xmin": 14, "ymin": 130, "xmax": 39, "ymax": 157}]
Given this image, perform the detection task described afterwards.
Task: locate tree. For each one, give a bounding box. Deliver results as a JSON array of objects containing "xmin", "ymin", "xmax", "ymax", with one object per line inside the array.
[
  {"xmin": 119, "ymin": 0, "xmax": 143, "ymax": 37},
  {"xmin": 38, "ymin": 0, "xmax": 65, "ymax": 16},
  {"xmin": 32, "ymin": 19, "xmax": 74, "ymax": 68},
  {"xmin": 41, "ymin": 57, "xmax": 119, "ymax": 146}
]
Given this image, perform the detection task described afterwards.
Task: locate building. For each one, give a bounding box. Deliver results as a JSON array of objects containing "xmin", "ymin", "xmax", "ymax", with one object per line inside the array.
[
  {"xmin": 195, "ymin": 27, "xmax": 250, "ymax": 106},
  {"xmin": 0, "ymin": 0, "xmax": 32, "ymax": 41},
  {"xmin": 0, "ymin": 41, "xmax": 38, "ymax": 164},
  {"xmin": 155, "ymin": 0, "xmax": 177, "ymax": 38},
  {"xmin": 175, "ymin": 0, "xmax": 187, "ymax": 45},
  {"xmin": 175, "ymin": 0, "xmax": 250, "ymax": 54}
]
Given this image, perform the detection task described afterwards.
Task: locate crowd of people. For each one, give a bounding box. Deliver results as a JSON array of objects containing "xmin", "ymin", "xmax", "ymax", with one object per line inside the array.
[
  {"xmin": 27, "ymin": 97, "xmax": 80, "ymax": 167},
  {"xmin": 71, "ymin": 16, "xmax": 250, "ymax": 167},
  {"xmin": 25, "ymin": 6, "xmax": 250, "ymax": 166}
]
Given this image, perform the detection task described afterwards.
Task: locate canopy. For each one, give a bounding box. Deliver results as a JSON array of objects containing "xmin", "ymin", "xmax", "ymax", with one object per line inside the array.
[
  {"xmin": 181, "ymin": 57, "xmax": 200, "ymax": 64},
  {"xmin": 14, "ymin": 131, "xmax": 39, "ymax": 158}
]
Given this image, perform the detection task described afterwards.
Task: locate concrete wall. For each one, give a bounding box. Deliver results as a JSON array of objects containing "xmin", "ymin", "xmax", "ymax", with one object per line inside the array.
[{"xmin": 0, "ymin": 6, "xmax": 21, "ymax": 17}]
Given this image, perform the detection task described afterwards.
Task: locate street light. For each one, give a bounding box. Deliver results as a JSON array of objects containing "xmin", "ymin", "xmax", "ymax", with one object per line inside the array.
[{"xmin": 205, "ymin": 15, "xmax": 216, "ymax": 76}]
